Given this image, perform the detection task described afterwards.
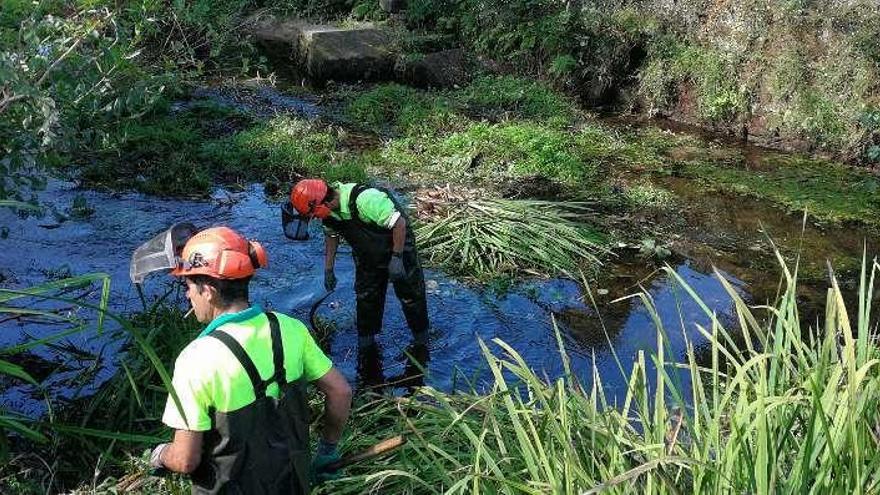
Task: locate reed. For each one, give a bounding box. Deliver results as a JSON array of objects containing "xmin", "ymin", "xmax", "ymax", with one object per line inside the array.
[
  {"xmin": 415, "ymin": 198, "xmax": 609, "ymax": 280},
  {"xmin": 325, "ymin": 255, "xmax": 880, "ymax": 494}
]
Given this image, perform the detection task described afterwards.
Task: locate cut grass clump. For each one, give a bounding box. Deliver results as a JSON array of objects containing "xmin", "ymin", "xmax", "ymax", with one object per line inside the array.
[
  {"xmin": 325, "ymin": 257, "xmax": 880, "ymax": 494},
  {"xmin": 415, "ymin": 198, "xmax": 609, "ymax": 280}
]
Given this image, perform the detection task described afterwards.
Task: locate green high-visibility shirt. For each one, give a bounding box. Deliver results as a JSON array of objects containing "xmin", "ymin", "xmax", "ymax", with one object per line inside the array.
[
  {"xmin": 161, "ymin": 305, "xmax": 332, "ymax": 431},
  {"xmin": 324, "ymin": 182, "xmax": 401, "ymax": 235}
]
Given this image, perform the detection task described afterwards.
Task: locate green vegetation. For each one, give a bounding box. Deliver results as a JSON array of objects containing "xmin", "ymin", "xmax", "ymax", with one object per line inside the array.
[
  {"xmin": 458, "ymin": 75, "xmax": 577, "ymax": 123},
  {"xmin": 4, "ymin": 257, "xmax": 880, "ymax": 494},
  {"xmin": 345, "ymin": 84, "xmax": 462, "ymax": 136},
  {"xmin": 622, "ymin": 182, "xmax": 675, "ymax": 209},
  {"xmin": 639, "ymin": 39, "xmax": 745, "ymax": 123},
  {"xmin": 0, "ymin": 0, "xmax": 274, "ymax": 201},
  {"xmin": 343, "ymin": 75, "xmax": 578, "ymax": 137},
  {"xmin": 380, "ymin": 122, "xmax": 612, "ymax": 187},
  {"xmin": 201, "ymin": 116, "xmax": 366, "ymax": 187},
  {"xmin": 318, "ymin": 258, "xmax": 880, "ymax": 493},
  {"xmin": 415, "ymin": 199, "xmax": 608, "ymax": 280},
  {"xmin": 80, "ymin": 105, "xmax": 365, "ymax": 196},
  {"xmin": 679, "ymin": 152, "xmax": 880, "ymax": 228}
]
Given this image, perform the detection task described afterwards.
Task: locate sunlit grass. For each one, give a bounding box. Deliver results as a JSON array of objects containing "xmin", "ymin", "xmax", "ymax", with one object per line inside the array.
[{"xmin": 324, "ymin": 255, "xmax": 880, "ymax": 493}]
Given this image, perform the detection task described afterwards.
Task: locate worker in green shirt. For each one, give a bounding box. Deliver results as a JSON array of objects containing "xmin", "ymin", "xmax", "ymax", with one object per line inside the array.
[
  {"xmin": 288, "ymin": 179, "xmax": 430, "ymax": 377},
  {"xmin": 147, "ymin": 226, "xmax": 352, "ymax": 493}
]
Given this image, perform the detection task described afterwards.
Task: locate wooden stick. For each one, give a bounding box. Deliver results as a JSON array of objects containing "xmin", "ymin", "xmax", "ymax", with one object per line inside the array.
[{"xmin": 321, "ymin": 435, "xmax": 407, "ymax": 472}]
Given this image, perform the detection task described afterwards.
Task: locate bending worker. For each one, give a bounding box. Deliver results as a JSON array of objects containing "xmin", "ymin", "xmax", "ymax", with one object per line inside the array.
[
  {"xmin": 149, "ymin": 226, "xmax": 352, "ymax": 493},
  {"xmin": 289, "ymin": 179, "xmax": 429, "ymax": 352}
]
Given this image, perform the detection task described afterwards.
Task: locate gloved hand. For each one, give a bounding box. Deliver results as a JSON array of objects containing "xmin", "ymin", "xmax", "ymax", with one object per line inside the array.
[
  {"xmin": 324, "ymin": 269, "xmax": 337, "ymax": 291},
  {"xmin": 311, "ymin": 439, "xmax": 342, "ymax": 483},
  {"xmin": 149, "ymin": 443, "xmax": 169, "ymax": 473},
  {"xmin": 388, "ymin": 253, "xmax": 406, "ymax": 282}
]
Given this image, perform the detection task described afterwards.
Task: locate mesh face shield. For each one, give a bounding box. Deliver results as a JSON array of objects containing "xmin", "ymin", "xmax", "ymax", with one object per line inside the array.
[
  {"xmin": 130, "ymin": 222, "xmax": 199, "ymax": 284},
  {"xmin": 281, "ymin": 202, "xmax": 311, "ymax": 241}
]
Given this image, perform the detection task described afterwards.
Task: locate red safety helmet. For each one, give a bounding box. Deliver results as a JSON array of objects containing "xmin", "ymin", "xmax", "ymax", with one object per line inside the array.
[
  {"xmin": 290, "ymin": 179, "xmax": 333, "ymax": 219},
  {"xmin": 170, "ymin": 227, "xmax": 267, "ymax": 280}
]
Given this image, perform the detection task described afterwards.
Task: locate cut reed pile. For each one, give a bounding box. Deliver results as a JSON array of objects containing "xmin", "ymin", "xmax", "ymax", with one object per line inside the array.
[{"xmin": 414, "ymin": 187, "xmax": 609, "ymax": 280}]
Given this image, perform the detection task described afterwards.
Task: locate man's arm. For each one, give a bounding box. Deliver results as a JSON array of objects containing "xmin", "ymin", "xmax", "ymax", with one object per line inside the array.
[
  {"xmin": 391, "ymin": 216, "xmax": 406, "ymax": 254},
  {"xmin": 159, "ymin": 430, "xmax": 203, "ymax": 473},
  {"xmin": 314, "ymin": 367, "xmax": 352, "ymax": 443}
]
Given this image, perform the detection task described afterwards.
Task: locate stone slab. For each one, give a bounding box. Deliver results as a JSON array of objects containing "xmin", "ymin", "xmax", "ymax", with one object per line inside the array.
[{"xmin": 250, "ymin": 16, "xmax": 395, "ymax": 83}]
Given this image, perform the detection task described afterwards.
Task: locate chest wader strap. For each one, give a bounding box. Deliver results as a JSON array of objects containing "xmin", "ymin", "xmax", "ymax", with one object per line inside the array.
[
  {"xmin": 265, "ymin": 311, "xmax": 287, "ymax": 387},
  {"xmin": 208, "ymin": 312, "xmax": 288, "ymax": 400}
]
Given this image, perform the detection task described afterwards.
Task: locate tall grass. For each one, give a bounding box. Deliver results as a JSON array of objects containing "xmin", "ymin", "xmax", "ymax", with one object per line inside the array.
[
  {"xmin": 0, "ymin": 276, "xmax": 197, "ymax": 491},
  {"xmin": 325, "ymin": 255, "xmax": 880, "ymax": 494}
]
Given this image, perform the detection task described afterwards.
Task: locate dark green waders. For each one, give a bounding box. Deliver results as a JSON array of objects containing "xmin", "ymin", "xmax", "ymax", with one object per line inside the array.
[
  {"xmin": 189, "ymin": 312, "xmax": 311, "ymax": 495},
  {"xmin": 323, "ymin": 185, "xmax": 429, "ymax": 338}
]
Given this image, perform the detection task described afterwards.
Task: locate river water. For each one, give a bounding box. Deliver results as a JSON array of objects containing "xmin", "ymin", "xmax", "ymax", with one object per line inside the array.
[{"xmin": 2, "ymin": 88, "xmax": 878, "ymax": 417}]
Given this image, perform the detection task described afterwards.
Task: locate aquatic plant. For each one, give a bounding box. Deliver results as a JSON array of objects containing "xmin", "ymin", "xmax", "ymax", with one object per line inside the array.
[
  {"xmin": 323, "ymin": 256, "xmax": 880, "ymax": 494},
  {"xmin": 680, "ymin": 152, "xmax": 880, "ymax": 228},
  {"xmin": 415, "ymin": 196, "xmax": 608, "ymax": 280},
  {"xmin": 0, "ymin": 274, "xmax": 112, "ymax": 465},
  {"xmin": 0, "ymin": 276, "xmax": 194, "ymax": 491}
]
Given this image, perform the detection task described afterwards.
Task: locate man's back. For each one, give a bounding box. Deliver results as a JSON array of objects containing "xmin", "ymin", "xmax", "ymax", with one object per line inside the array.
[{"xmin": 162, "ymin": 306, "xmax": 331, "ymax": 494}]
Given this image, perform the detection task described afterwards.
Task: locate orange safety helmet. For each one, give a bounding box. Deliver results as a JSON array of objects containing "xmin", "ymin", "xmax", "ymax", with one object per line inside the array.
[
  {"xmin": 290, "ymin": 179, "xmax": 333, "ymax": 219},
  {"xmin": 170, "ymin": 227, "xmax": 267, "ymax": 280}
]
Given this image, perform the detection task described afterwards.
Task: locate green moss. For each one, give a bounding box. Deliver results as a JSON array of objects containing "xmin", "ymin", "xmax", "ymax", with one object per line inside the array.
[{"xmin": 680, "ymin": 153, "xmax": 880, "ymax": 227}]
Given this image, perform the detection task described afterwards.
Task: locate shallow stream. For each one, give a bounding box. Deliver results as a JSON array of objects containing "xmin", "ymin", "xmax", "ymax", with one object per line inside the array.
[{"xmin": 2, "ymin": 88, "xmax": 878, "ymax": 416}]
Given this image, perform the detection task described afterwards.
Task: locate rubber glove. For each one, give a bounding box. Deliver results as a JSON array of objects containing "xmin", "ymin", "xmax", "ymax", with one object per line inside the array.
[
  {"xmin": 388, "ymin": 252, "xmax": 406, "ymax": 282},
  {"xmin": 312, "ymin": 439, "xmax": 342, "ymax": 483},
  {"xmin": 150, "ymin": 443, "xmax": 169, "ymax": 469},
  {"xmin": 149, "ymin": 443, "xmax": 170, "ymax": 476},
  {"xmin": 324, "ymin": 269, "xmax": 337, "ymax": 291}
]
